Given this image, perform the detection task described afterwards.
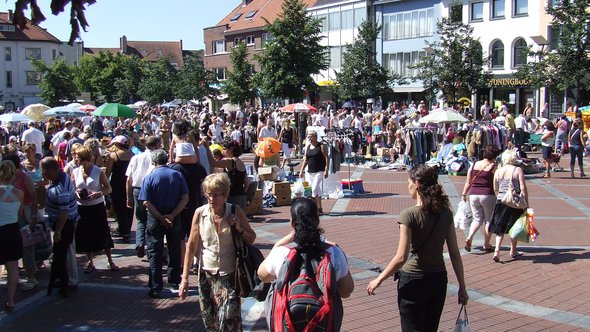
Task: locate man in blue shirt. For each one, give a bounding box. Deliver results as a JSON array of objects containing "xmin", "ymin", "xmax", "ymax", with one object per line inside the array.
[
  {"xmin": 42, "ymin": 157, "xmax": 79, "ymax": 296},
  {"xmin": 139, "ymin": 149, "xmax": 188, "ymax": 298}
]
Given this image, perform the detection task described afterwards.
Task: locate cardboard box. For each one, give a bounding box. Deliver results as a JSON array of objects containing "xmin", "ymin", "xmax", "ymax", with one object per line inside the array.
[
  {"xmin": 272, "ymin": 181, "xmax": 291, "ymax": 196},
  {"xmin": 246, "ymin": 189, "xmax": 263, "ymax": 215},
  {"xmin": 275, "ymin": 195, "xmax": 292, "ymax": 207},
  {"xmin": 258, "ymin": 166, "xmax": 281, "ymax": 181},
  {"xmin": 377, "ymin": 147, "xmax": 390, "ymax": 157}
]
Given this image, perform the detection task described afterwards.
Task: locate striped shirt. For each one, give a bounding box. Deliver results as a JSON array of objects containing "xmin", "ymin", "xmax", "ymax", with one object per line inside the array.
[{"xmin": 46, "ymin": 171, "xmax": 79, "ymax": 223}]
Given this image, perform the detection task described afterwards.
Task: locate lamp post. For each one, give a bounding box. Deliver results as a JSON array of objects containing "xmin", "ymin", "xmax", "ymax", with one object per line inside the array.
[{"xmin": 530, "ymin": 35, "xmax": 548, "ymax": 118}]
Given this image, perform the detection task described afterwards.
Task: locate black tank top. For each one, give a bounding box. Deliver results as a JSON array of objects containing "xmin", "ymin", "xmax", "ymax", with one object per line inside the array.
[
  {"xmin": 282, "ymin": 128, "xmax": 293, "ymax": 144},
  {"xmin": 570, "ymin": 129, "xmax": 583, "ymax": 147},
  {"xmin": 226, "ymin": 159, "xmax": 246, "ymax": 196},
  {"xmin": 306, "ymin": 143, "xmax": 326, "ymax": 173}
]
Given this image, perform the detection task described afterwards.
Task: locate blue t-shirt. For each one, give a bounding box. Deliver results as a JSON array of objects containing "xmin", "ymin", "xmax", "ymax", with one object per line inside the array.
[{"xmin": 139, "ymin": 166, "xmax": 189, "ymax": 215}]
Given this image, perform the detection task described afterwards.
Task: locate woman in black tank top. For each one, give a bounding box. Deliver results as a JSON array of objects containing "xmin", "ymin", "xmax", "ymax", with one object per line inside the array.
[
  {"xmin": 209, "ymin": 140, "xmax": 249, "ymax": 212},
  {"xmin": 299, "ymin": 131, "xmax": 329, "ymax": 214}
]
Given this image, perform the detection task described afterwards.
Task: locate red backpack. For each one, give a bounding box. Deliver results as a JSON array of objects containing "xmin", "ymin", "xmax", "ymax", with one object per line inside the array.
[{"xmin": 269, "ymin": 244, "xmax": 341, "ymax": 332}]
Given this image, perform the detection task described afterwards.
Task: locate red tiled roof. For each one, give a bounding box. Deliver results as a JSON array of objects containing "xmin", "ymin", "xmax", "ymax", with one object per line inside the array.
[
  {"xmin": 0, "ymin": 12, "xmax": 61, "ymax": 43},
  {"xmin": 84, "ymin": 47, "xmax": 120, "ymax": 55},
  {"xmin": 126, "ymin": 40, "xmax": 184, "ymax": 67},
  {"xmin": 215, "ymin": 0, "xmax": 318, "ymax": 34}
]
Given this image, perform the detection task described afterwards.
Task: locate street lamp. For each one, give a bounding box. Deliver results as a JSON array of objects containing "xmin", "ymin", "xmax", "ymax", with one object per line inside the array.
[{"xmin": 530, "ymin": 35, "xmax": 548, "ymax": 118}]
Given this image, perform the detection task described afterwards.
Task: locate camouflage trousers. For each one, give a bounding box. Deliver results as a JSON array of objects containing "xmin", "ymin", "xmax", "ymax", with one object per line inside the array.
[{"xmin": 199, "ymin": 270, "xmax": 242, "ymax": 332}]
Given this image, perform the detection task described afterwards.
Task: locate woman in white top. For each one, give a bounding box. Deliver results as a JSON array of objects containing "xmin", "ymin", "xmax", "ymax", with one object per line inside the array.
[
  {"xmin": 169, "ymin": 119, "xmax": 199, "ymax": 164},
  {"xmin": 0, "ymin": 161, "xmax": 24, "ymax": 312},
  {"xmin": 72, "ymin": 147, "xmax": 117, "ymax": 273},
  {"xmin": 179, "ymin": 173, "xmax": 256, "ymax": 331}
]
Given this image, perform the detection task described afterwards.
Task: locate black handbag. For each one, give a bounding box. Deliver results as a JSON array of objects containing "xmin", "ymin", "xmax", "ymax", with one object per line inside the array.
[{"xmin": 230, "ymin": 206, "xmax": 270, "ymax": 301}]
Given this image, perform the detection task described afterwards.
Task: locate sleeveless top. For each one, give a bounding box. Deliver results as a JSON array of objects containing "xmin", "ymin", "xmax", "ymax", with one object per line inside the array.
[
  {"xmin": 541, "ymin": 129, "xmax": 555, "ymax": 147},
  {"xmin": 199, "ymin": 203, "xmax": 236, "ymax": 276},
  {"xmin": 198, "ymin": 145, "xmax": 211, "ymax": 174},
  {"xmin": 226, "ymin": 159, "xmax": 246, "ymax": 196},
  {"xmin": 25, "ymin": 166, "xmax": 43, "ymax": 183},
  {"xmin": 497, "ymin": 166, "xmax": 521, "ymax": 200},
  {"xmin": 305, "ymin": 142, "xmax": 326, "ymax": 173},
  {"xmin": 570, "ymin": 129, "xmax": 583, "ymax": 147},
  {"xmin": 469, "ymin": 169, "xmax": 495, "ymax": 196},
  {"xmin": 110, "ymin": 151, "xmax": 130, "ymax": 188},
  {"xmin": 0, "ymin": 184, "xmax": 20, "ymax": 226},
  {"xmin": 74, "ymin": 165, "xmax": 104, "ymax": 206},
  {"xmin": 281, "ymin": 128, "xmax": 293, "ymax": 144},
  {"xmin": 176, "ymin": 142, "xmax": 196, "ymax": 157}
]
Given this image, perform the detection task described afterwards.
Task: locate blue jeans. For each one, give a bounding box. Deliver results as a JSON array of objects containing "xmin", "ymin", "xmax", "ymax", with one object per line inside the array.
[
  {"xmin": 146, "ymin": 213, "xmax": 181, "ymax": 292},
  {"xmin": 133, "ymin": 188, "xmax": 147, "ymax": 249}
]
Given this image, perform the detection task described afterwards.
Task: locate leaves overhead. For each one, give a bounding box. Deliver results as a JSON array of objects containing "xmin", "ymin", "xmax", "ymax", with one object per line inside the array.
[
  {"xmin": 515, "ymin": 0, "xmax": 590, "ymax": 102},
  {"xmin": 13, "ymin": 0, "xmax": 96, "ymax": 45},
  {"xmin": 412, "ymin": 0, "xmax": 492, "ymax": 102},
  {"xmin": 336, "ymin": 19, "xmax": 396, "ymax": 101},
  {"xmin": 254, "ymin": 0, "xmax": 327, "ymax": 102}
]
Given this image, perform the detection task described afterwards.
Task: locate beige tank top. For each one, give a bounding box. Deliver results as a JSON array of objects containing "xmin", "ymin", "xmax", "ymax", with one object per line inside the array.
[{"xmin": 199, "ymin": 203, "xmax": 236, "ymax": 276}]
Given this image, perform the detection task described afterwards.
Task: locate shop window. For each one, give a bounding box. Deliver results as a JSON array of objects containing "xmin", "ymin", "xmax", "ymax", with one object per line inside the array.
[{"xmin": 491, "ymin": 40, "xmax": 505, "ymax": 69}]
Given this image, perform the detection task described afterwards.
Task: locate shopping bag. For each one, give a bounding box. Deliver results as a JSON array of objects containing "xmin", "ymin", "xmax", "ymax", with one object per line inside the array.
[
  {"xmin": 508, "ymin": 211, "xmax": 530, "ymax": 243},
  {"xmin": 292, "ymin": 180, "xmax": 304, "ymax": 198},
  {"xmin": 454, "ymin": 304, "xmax": 473, "ymax": 332},
  {"xmin": 454, "ymin": 201, "xmax": 472, "ymax": 230}
]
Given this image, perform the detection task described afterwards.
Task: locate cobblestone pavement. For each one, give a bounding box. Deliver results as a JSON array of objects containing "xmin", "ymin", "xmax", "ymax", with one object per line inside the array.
[{"xmin": 1, "ymin": 152, "xmax": 589, "ymax": 331}]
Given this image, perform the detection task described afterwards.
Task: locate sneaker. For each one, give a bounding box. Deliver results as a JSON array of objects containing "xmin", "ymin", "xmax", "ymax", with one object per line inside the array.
[
  {"xmin": 148, "ymin": 290, "xmax": 162, "ymax": 299},
  {"xmin": 19, "ymin": 279, "xmax": 37, "ymax": 291},
  {"xmin": 169, "ymin": 284, "xmax": 179, "ymax": 292},
  {"xmin": 136, "ymin": 246, "xmax": 145, "ymax": 258}
]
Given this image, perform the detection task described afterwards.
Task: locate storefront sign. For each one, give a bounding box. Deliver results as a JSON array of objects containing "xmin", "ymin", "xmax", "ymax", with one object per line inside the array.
[{"xmin": 489, "ymin": 77, "xmax": 530, "ymax": 88}]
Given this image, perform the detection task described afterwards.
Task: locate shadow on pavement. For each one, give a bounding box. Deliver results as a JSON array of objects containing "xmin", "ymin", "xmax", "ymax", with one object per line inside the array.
[{"xmin": 514, "ymin": 247, "xmax": 590, "ymax": 265}]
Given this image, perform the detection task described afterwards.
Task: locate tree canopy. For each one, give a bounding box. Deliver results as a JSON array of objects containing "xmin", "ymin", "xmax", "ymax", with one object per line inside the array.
[
  {"xmin": 515, "ymin": 0, "xmax": 590, "ymax": 103},
  {"xmin": 32, "ymin": 58, "xmax": 78, "ymax": 105},
  {"xmin": 412, "ymin": 0, "xmax": 491, "ymax": 102},
  {"xmin": 254, "ymin": 0, "xmax": 327, "ymax": 102},
  {"xmin": 224, "ymin": 42, "xmax": 256, "ymax": 107},
  {"xmin": 336, "ymin": 19, "xmax": 395, "ymax": 101},
  {"xmin": 174, "ymin": 55, "xmax": 219, "ymax": 102}
]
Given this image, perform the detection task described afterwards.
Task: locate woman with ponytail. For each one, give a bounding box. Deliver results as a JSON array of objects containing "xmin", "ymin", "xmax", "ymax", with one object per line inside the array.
[
  {"xmin": 257, "ymin": 198, "xmax": 354, "ymax": 330},
  {"xmin": 367, "ymin": 165, "xmax": 468, "ymax": 332}
]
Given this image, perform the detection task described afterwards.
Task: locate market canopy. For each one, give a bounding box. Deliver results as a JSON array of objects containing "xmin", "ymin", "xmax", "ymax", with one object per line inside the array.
[
  {"xmin": 419, "ymin": 109, "xmax": 468, "ymax": 124},
  {"xmin": 281, "ymin": 103, "xmax": 318, "ymax": 113},
  {"xmin": 93, "ymin": 103, "xmax": 137, "ymax": 118},
  {"xmin": 44, "ymin": 106, "xmax": 86, "ymax": 118}
]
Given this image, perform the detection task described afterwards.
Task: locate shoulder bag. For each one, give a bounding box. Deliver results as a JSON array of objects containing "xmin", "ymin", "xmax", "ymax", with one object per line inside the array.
[
  {"xmin": 230, "ymin": 204, "xmax": 270, "ymax": 300},
  {"xmin": 501, "ymin": 166, "xmax": 527, "ymax": 209}
]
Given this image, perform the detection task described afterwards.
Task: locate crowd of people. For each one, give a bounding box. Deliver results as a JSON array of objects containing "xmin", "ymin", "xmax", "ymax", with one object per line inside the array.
[{"xmin": 0, "ymin": 98, "xmax": 587, "ymax": 331}]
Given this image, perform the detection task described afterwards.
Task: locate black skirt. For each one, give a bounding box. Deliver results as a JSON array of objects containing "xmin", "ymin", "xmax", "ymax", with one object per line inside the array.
[
  {"xmin": 76, "ymin": 203, "xmax": 114, "ymax": 252},
  {"xmin": 0, "ymin": 222, "xmax": 23, "ymax": 264},
  {"xmin": 488, "ymin": 202, "xmax": 526, "ymax": 235}
]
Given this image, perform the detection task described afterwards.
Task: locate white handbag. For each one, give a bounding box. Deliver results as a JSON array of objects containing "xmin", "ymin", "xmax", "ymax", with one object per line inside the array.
[{"xmin": 454, "ymin": 304, "xmax": 473, "ymax": 332}]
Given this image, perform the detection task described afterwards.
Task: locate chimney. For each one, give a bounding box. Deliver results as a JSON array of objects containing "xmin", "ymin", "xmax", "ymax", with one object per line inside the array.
[
  {"xmin": 120, "ymin": 35, "xmax": 128, "ymax": 54},
  {"xmin": 8, "ymin": 9, "xmax": 13, "ymax": 22}
]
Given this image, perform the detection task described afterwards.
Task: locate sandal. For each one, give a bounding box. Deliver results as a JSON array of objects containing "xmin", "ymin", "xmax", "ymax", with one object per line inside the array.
[
  {"xmin": 543, "ymin": 174, "xmax": 551, "ymax": 178},
  {"xmin": 4, "ymin": 303, "xmax": 14, "ymax": 313},
  {"xmin": 492, "ymin": 255, "xmax": 500, "ymax": 262},
  {"xmin": 84, "ymin": 262, "xmax": 95, "ymax": 274},
  {"xmin": 510, "ymin": 252, "xmax": 524, "ymax": 259},
  {"xmin": 464, "ymin": 239, "xmax": 472, "ymax": 252},
  {"xmin": 107, "ymin": 261, "xmax": 120, "ymax": 272},
  {"xmin": 482, "ymin": 246, "xmax": 494, "ymax": 253}
]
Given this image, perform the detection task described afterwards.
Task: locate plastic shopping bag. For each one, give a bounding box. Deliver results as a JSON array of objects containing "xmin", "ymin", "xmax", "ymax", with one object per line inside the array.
[
  {"xmin": 454, "ymin": 305, "xmax": 473, "ymax": 332},
  {"xmin": 454, "ymin": 201, "xmax": 473, "ymax": 230},
  {"xmin": 508, "ymin": 211, "xmax": 530, "ymax": 243},
  {"xmin": 292, "ymin": 180, "xmax": 304, "ymax": 198}
]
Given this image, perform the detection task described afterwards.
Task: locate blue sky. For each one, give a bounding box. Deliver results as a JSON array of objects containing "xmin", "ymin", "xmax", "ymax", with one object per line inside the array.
[{"xmin": 27, "ymin": 0, "xmax": 239, "ymax": 50}]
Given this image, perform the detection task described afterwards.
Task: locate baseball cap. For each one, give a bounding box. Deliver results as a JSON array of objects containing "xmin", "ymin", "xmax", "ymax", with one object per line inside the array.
[{"xmin": 111, "ymin": 135, "xmax": 128, "ymax": 145}]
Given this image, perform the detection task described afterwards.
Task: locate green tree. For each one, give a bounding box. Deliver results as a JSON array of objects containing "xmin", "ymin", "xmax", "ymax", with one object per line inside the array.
[
  {"xmin": 336, "ymin": 19, "xmax": 396, "ymax": 101},
  {"xmin": 174, "ymin": 55, "xmax": 219, "ymax": 102},
  {"xmin": 73, "ymin": 54, "xmax": 99, "ymax": 99},
  {"xmin": 254, "ymin": 0, "xmax": 327, "ymax": 102},
  {"xmin": 224, "ymin": 42, "xmax": 256, "ymax": 107},
  {"xmin": 114, "ymin": 55, "xmax": 146, "ymax": 104},
  {"xmin": 515, "ymin": 0, "xmax": 590, "ymax": 103},
  {"xmin": 32, "ymin": 58, "xmax": 79, "ymax": 106},
  {"xmin": 138, "ymin": 59, "xmax": 178, "ymax": 105},
  {"xmin": 412, "ymin": 0, "xmax": 491, "ymax": 102}
]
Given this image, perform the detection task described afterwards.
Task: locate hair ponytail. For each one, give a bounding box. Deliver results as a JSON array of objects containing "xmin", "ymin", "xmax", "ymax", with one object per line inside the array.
[
  {"xmin": 410, "ymin": 165, "xmax": 449, "ymax": 214},
  {"xmin": 291, "ymin": 198, "xmax": 324, "ymax": 255}
]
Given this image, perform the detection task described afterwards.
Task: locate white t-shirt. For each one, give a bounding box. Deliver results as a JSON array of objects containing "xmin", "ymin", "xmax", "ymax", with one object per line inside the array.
[
  {"xmin": 259, "ymin": 126, "xmax": 277, "ymax": 139},
  {"xmin": 264, "ymin": 244, "xmax": 350, "ymax": 281},
  {"xmin": 230, "ymin": 129, "xmax": 242, "ymax": 143},
  {"xmin": 21, "ymin": 127, "xmax": 45, "ymax": 155}
]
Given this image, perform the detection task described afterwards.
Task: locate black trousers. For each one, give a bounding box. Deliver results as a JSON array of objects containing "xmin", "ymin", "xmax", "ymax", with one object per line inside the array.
[
  {"xmin": 49, "ymin": 220, "xmax": 75, "ymax": 288},
  {"xmin": 397, "ymin": 270, "xmax": 448, "ymax": 332}
]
